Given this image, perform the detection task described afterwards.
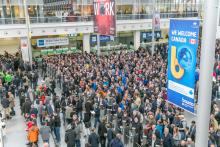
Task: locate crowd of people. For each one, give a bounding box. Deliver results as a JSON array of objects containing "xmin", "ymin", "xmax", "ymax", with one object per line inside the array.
[{"xmin": 0, "ymin": 41, "xmax": 220, "ymax": 147}]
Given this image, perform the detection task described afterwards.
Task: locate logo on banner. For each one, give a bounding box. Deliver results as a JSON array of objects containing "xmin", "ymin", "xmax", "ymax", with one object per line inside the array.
[{"xmin": 189, "ymin": 39, "xmax": 196, "ymax": 44}]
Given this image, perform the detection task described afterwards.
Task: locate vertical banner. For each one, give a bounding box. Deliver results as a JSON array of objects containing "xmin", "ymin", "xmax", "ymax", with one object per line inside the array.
[
  {"xmin": 93, "ymin": 0, "xmax": 116, "ymax": 36},
  {"xmin": 167, "ymin": 19, "xmax": 200, "ymax": 113},
  {"xmin": 153, "ymin": 11, "xmax": 160, "ymax": 31},
  {"xmin": 20, "ymin": 37, "xmax": 30, "ymax": 62}
]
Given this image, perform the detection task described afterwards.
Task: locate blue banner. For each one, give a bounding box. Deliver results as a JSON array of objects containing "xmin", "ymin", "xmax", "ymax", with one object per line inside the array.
[
  {"xmin": 167, "ymin": 19, "xmax": 200, "ymax": 113},
  {"xmin": 90, "ymin": 35, "xmax": 112, "ymax": 44},
  {"xmin": 141, "ymin": 31, "xmax": 162, "ymax": 41}
]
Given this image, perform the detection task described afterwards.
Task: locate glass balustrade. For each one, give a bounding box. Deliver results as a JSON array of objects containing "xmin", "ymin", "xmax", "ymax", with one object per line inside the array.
[{"xmin": 0, "ymin": 3, "xmax": 201, "ymax": 25}]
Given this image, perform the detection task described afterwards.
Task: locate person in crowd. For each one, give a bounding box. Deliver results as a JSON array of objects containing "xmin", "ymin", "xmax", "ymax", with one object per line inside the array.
[
  {"xmin": 88, "ymin": 128, "xmax": 99, "ymax": 147},
  {"xmin": 1, "ymin": 96, "xmax": 11, "ymax": 119},
  {"xmin": 22, "ymin": 98, "xmax": 32, "ymax": 117},
  {"xmin": 65, "ymin": 125, "xmax": 76, "ymax": 147},
  {"xmin": 107, "ymin": 124, "xmax": 114, "ymax": 147},
  {"xmin": 2, "ymin": 42, "xmax": 220, "ymax": 147},
  {"xmin": 27, "ymin": 121, "xmax": 39, "ymax": 146},
  {"xmin": 163, "ymin": 128, "xmax": 174, "ymax": 147},
  {"xmin": 74, "ymin": 118, "xmax": 82, "ymax": 147},
  {"xmin": 189, "ymin": 121, "xmax": 196, "ymax": 142},
  {"xmin": 65, "ymin": 104, "xmax": 74, "ymax": 124},
  {"xmin": 40, "ymin": 122, "xmax": 51, "ymax": 144},
  {"xmin": 186, "ymin": 137, "xmax": 195, "ymax": 147},
  {"xmin": 98, "ymin": 118, "xmax": 107, "ymax": 147},
  {"xmin": 52, "ymin": 113, "xmax": 61, "ymax": 143},
  {"xmin": 84, "ymin": 111, "xmax": 91, "ymax": 137},
  {"xmin": 30, "ymin": 104, "xmax": 38, "ymax": 119},
  {"xmin": 150, "ymin": 133, "xmax": 161, "ymax": 147},
  {"xmin": 110, "ymin": 133, "xmax": 124, "ymax": 147}
]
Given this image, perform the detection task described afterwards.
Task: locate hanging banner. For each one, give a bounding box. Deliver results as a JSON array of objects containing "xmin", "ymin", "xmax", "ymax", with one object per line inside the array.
[
  {"xmin": 153, "ymin": 11, "xmax": 160, "ymax": 31},
  {"xmin": 37, "ymin": 37, "xmax": 69, "ymax": 47},
  {"xmin": 93, "ymin": 0, "xmax": 116, "ymax": 36},
  {"xmin": 167, "ymin": 19, "xmax": 200, "ymax": 113},
  {"xmin": 20, "ymin": 37, "xmax": 30, "ymax": 62},
  {"xmin": 141, "ymin": 31, "xmax": 162, "ymax": 40},
  {"xmin": 90, "ymin": 35, "xmax": 113, "ymax": 44}
]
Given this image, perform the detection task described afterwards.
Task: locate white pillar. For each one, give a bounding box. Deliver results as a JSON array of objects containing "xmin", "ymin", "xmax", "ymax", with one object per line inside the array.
[
  {"xmin": 23, "ymin": 0, "xmax": 33, "ymax": 68},
  {"xmin": 83, "ymin": 33, "xmax": 90, "ymax": 53},
  {"xmin": 195, "ymin": 0, "xmax": 219, "ymax": 147},
  {"xmin": 134, "ymin": 31, "xmax": 140, "ymax": 50}
]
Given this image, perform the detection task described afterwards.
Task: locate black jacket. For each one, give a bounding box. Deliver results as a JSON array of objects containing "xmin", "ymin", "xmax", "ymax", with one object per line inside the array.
[
  {"xmin": 163, "ymin": 133, "xmax": 174, "ymax": 147},
  {"xmin": 1, "ymin": 98, "xmax": 10, "ymax": 108},
  {"xmin": 98, "ymin": 122, "xmax": 107, "ymax": 137},
  {"xmin": 65, "ymin": 129, "xmax": 76, "ymax": 147},
  {"xmin": 88, "ymin": 132, "xmax": 99, "ymax": 147},
  {"xmin": 22, "ymin": 101, "xmax": 32, "ymax": 114}
]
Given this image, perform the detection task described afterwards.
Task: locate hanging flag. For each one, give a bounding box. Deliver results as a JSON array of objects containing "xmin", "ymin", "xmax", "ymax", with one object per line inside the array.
[{"xmin": 93, "ymin": 0, "xmax": 116, "ymax": 36}]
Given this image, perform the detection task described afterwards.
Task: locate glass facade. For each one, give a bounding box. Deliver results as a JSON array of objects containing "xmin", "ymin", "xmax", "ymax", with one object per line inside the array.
[
  {"xmin": 0, "ymin": 0, "xmax": 201, "ymax": 24},
  {"xmin": 0, "ymin": 0, "xmax": 25, "ymax": 24}
]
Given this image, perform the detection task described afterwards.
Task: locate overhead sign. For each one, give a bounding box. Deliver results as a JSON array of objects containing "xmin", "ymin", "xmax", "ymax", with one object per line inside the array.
[
  {"xmin": 90, "ymin": 35, "xmax": 112, "ymax": 44},
  {"xmin": 167, "ymin": 19, "xmax": 200, "ymax": 113},
  {"xmin": 141, "ymin": 31, "xmax": 162, "ymax": 40},
  {"xmin": 37, "ymin": 37, "xmax": 69, "ymax": 47},
  {"xmin": 93, "ymin": 0, "xmax": 116, "ymax": 36}
]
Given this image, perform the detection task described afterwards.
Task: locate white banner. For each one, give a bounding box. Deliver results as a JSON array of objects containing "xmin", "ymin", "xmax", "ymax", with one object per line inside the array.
[
  {"xmin": 20, "ymin": 37, "xmax": 30, "ymax": 62},
  {"xmin": 153, "ymin": 11, "xmax": 160, "ymax": 31},
  {"xmin": 37, "ymin": 37, "xmax": 69, "ymax": 47}
]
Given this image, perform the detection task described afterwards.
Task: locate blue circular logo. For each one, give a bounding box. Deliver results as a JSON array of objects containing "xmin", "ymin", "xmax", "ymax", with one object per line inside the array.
[{"xmin": 177, "ymin": 47, "xmax": 193, "ymax": 70}]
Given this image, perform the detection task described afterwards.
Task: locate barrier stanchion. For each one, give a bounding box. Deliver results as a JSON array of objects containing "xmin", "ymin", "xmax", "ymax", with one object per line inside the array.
[
  {"xmin": 113, "ymin": 114, "xmax": 117, "ymax": 131},
  {"xmin": 107, "ymin": 109, "xmax": 111, "ymax": 123},
  {"xmin": 122, "ymin": 120, "xmax": 126, "ymax": 144}
]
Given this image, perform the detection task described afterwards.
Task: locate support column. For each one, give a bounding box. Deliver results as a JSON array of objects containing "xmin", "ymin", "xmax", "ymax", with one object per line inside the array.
[
  {"xmin": 195, "ymin": 0, "xmax": 219, "ymax": 147},
  {"xmin": 133, "ymin": 31, "xmax": 140, "ymax": 50},
  {"xmin": 83, "ymin": 33, "xmax": 90, "ymax": 53}
]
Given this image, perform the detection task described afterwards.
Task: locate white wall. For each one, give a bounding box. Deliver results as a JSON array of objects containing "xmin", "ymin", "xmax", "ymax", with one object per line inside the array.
[{"xmin": 0, "ymin": 38, "xmax": 20, "ymax": 55}]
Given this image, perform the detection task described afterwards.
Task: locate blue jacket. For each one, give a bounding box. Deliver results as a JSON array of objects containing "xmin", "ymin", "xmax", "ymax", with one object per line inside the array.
[{"xmin": 110, "ymin": 138, "xmax": 124, "ymax": 147}]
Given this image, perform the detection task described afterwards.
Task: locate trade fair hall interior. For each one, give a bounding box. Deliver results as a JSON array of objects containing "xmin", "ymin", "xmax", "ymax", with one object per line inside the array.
[{"xmin": 0, "ymin": 0, "xmax": 220, "ymax": 147}]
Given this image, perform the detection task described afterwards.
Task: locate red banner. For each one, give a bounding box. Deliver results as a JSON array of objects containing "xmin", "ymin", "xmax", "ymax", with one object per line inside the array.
[{"xmin": 93, "ymin": 0, "xmax": 116, "ymax": 36}]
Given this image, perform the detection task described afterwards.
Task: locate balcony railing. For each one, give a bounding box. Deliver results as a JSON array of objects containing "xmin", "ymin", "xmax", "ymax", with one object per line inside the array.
[{"xmin": 0, "ymin": 12, "xmax": 198, "ymax": 25}]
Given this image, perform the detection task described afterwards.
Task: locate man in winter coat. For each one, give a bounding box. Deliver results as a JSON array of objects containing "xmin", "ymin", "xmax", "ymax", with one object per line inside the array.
[
  {"xmin": 88, "ymin": 128, "xmax": 99, "ymax": 147},
  {"xmin": 98, "ymin": 118, "xmax": 107, "ymax": 147},
  {"xmin": 22, "ymin": 98, "xmax": 32, "ymax": 115},
  {"xmin": 162, "ymin": 128, "xmax": 174, "ymax": 147},
  {"xmin": 65, "ymin": 126, "xmax": 76, "ymax": 147},
  {"xmin": 110, "ymin": 133, "xmax": 124, "ymax": 147},
  {"xmin": 1, "ymin": 97, "xmax": 10, "ymax": 119}
]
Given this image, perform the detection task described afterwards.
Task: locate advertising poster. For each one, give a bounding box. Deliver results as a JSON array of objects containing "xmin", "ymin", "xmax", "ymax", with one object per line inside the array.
[
  {"xmin": 167, "ymin": 19, "xmax": 200, "ymax": 113},
  {"xmin": 153, "ymin": 11, "xmax": 160, "ymax": 31},
  {"xmin": 93, "ymin": 0, "xmax": 116, "ymax": 36},
  {"xmin": 37, "ymin": 38, "xmax": 69, "ymax": 47},
  {"xmin": 20, "ymin": 37, "xmax": 30, "ymax": 62},
  {"xmin": 90, "ymin": 35, "xmax": 112, "ymax": 44}
]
